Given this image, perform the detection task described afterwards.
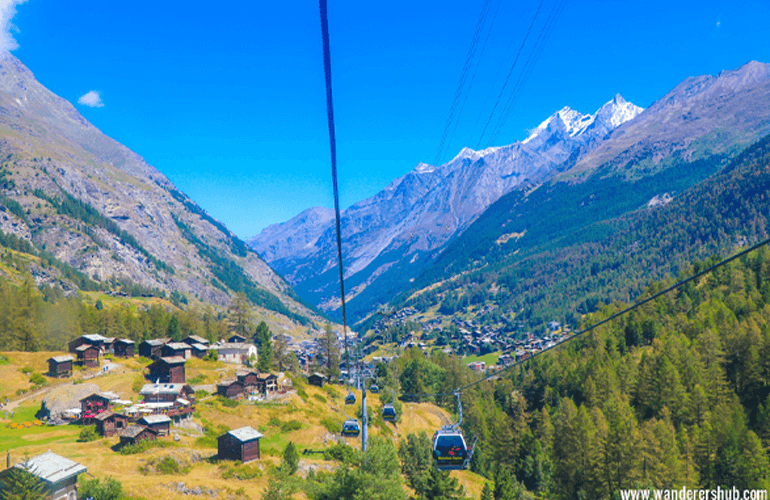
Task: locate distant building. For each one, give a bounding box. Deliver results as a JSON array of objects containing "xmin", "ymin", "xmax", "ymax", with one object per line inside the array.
[
  {"xmin": 217, "ymin": 426, "xmax": 263, "ymax": 463},
  {"xmin": 113, "ymin": 339, "xmax": 135, "ymax": 358},
  {"xmin": 308, "ymin": 372, "xmax": 327, "ymax": 387},
  {"xmin": 94, "ymin": 411, "xmax": 130, "ymax": 437},
  {"xmin": 139, "ymin": 383, "xmax": 194, "ymax": 403},
  {"xmin": 0, "ymin": 451, "xmax": 87, "ymax": 500},
  {"xmin": 47, "ymin": 355, "xmax": 74, "ymax": 379},
  {"xmin": 139, "ymin": 414, "xmax": 171, "ymax": 436},
  {"xmin": 74, "ymin": 345, "xmax": 100, "ymax": 368},
  {"xmin": 182, "ymin": 335, "xmax": 209, "ymax": 347},
  {"xmin": 80, "ymin": 393, "xmax": 113, "ymax": 422},
  {"xmin": 68, "ymin": 334, "xmax": 108, "ymax": 354},
  {"xmin": 119, "ymin": 425, "xmax": 158, "ymax": 447},
  {"xmin": 210, "ymin": 343, "xmax": 257, "ymax": 365},
  {"xmin": 147, "ymin": 356, "xmax": 186, "ymax": 384},
  {"xmin": 138, "ymin": 339, "xmax": 170, "ymax": 360},
  {"xmin": 216, "ymin": 380, "xmax": 244, "ymax": 399},
  {"xmin": 161, "ymin": 342, "xmax": 192, "ymax": 360},
  {"xmin": 548, "ymin": 321, "xmax": 561, "ymax": 331},
  {"xmin": 227, "ymin": 334, "xmax": 248, "ymax": 344}
]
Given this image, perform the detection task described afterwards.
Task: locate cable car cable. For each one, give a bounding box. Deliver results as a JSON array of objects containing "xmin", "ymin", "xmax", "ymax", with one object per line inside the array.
[
  {"xmin": 402, "ymin": 234, "xmax": 770, "ymax": 399},
  {"xmin": 318, "ymin": 0, "xmax": 352, "ymax": 394}
]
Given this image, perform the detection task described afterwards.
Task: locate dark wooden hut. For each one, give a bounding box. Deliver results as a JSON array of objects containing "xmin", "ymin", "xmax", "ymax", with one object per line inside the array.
[
  {"xmin": 75, "ymin": 344, "xmax": 100, "ymax": 368},
  {"xmin": 216, "ymin": 380, "xmax": 244, "ymax": 399},
  {"xmin": 94, "ymin": 411, "xmax": 130, "ymax": 437},
  {"xmin": 119, "ymin": 425, "xmax": 158, "ymax": 447},
  {"xmin": 147, "ymin": 356, "xmax": 186, "ymax": 384},
  {"xmin": 47, "ymin": 355, "xmax": 74, "ymax": 378},
  {"xmin": 217, "ymin": 426, "xmax": 263, "ymax": 463},
  {"xmin": 308, "ymin": 372, "xmax": 327, "ymax": 387},
  {"xmin": 139, "ymin": 414, "xmax": 172, "ymax": 436},
  {"xmin": 113, "ymin": 339, "xmax": 135, "ymax": 358}
]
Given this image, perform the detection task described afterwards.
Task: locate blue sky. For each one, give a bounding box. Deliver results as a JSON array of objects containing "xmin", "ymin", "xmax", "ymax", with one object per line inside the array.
[{"xmin": 5, "ymin": 0, "xmax": 770, "ymax": 238}]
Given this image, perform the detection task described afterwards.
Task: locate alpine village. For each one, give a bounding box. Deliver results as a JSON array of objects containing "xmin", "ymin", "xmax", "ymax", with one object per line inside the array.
[{"xmin": 2, "ymin": 4, "xmax": 770, "ymax": 500}]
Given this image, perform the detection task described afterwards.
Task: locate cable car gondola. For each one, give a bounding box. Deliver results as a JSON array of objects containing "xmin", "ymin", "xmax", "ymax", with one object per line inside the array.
[
  {"xmin": 370, "ymin": 384, "xmax": 379, "ymax": 394},
  {"xmin": 341, "ymin": 418, "xmax": 361, "ymax": 437},
  {"xmin": 345, "ymin": 392, "xmax": 356, "ymax": 405},
  {"xmin": 432, "ymin": 393, "xmax": 476, "ymax": 471},
  {"xmin": 382, "ymin": 403, "xmax": 397, "ymax": 422}
]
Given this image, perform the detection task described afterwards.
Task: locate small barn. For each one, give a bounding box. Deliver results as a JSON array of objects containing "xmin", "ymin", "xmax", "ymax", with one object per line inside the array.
[
  {"xmin": 237, "ymin": 371, "xmax": 258, "ymax": 388},
  {"xmin": 138, "ymin": 338, "xmax": 169, "ymax": 359},
  {"xmin": 308, "ymin": 372, "xmax": 327, "ymax": 387},
  {"xmin": 94, "ymin": 411, "xmax": 130, "ymax": 437},
  {"xmin": 47, "ymin": 355, "xmax": 74, "ymax": 378},
  {"xmin": 217, "ymin": 426, "xmax": 263, "ymax": 463},
  {"xmin": 75, "ymin": 344, "xmax": 100, "ymax": 368},
  {"xmin": 68, "ymin": 333, "xmax": 108, "ymax": 354},
  {"xmin": 161, "ymin": 342, "xmax": 192, "ymax": 360},
  {"xmin": 182, "ymin": 334, "xmax": 209, "ymax": 348},
  {"xmin": 0, "ymin": 451, "xmax": 87, "ymax": 500},
  {"xmin": 119, "ymin": 425, "xmax": 158, "ymax": 447},
  {"xmin": 189, "ymin": 343, "xmax": 209, "ymax": 359},
  {"xmin": 139, "ymin": 414, "xmax": 172, "ymax": 436},
  {"xmin": 216, "ymin": 380, "xmax": 244, "ymax": 399},
  {"xmin": 147, "ymin": 356, "xmax": 186, "ymax": 384},
  {"xmin": 113, "ymin": 339, "xmax": 135, "ymax": 358}
]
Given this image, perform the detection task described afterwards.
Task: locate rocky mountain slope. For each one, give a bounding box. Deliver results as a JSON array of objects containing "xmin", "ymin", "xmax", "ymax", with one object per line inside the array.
[
  {"xmin": 249, "ymin": 95, "xmax": 643, "ymax": 321},
  {"xmin": 0, "ymin": 52, "xmax": 316, "ymax": 327}
]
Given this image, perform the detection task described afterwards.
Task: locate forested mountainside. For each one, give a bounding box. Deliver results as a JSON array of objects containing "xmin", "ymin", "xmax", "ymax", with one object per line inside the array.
[
  {"xmin": 388, "ymin": 247, "xmax": 770, "ymax": 498},
  {"xmin": 395, "ymin": 129, "xmax": 770, "ymax": 332},
  {"xmin": 252, "ymin": 61, "xmax": 770, "ymax": 327},
  {"xmin": 0, "ymin": 52, "xmax": 320, "ymax": 330}
]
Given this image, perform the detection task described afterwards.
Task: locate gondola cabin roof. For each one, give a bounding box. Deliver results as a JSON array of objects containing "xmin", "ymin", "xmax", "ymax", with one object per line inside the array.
[
  {"xmin": 341, "ymin": 419, "xmax": 360, "ymax": 436},
  {"xmin": 432, "ymin": 430, "xmax": 469, "ymax": 471},
  {"xmin": 345, "ymin": 392, "xmax": 356, "ymax": 404}
]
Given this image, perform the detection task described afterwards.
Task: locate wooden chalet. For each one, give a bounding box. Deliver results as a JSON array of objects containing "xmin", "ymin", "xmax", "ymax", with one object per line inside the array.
[
  {"xmin": 236, "ymin": 371, "xmax": 258, "ymax": 388},
  {"xmin": 68, "ymin": 333, "xmax": 108, "ymax": 354},
  {"xmin": 119, "ymin": 425, "xmax": 158, "ymax": 447},
  {"xmin": 113, "ymin": 339, "xmax": 135, "ymax": 358},
  {"xmin": 47, "ymin": 355, "xmax": 74, "ymax": 378},
  {"xmin": 227, "ymin": 334, "xmax": 248, "ymax": 344},
  {"xmin": 80, "ymin": 393, "xmax": 112, "ymax": 422},
  {"xmin": 94, "ymin": 411, "xmax": 130, "ymax": 437},
  {"xmin": 189, "ymin": 343, "xmax": 209, "ymax": 358},
  {"xmin": 161, "ymin": 342, "xmax": 192, "ymax": 360},
  {"xmin": 147, "ymin": 356, "xmax": 186, "ymax": 383},
  {"xmin": 182, "ymin": 334, "xmax": 209, "ymax": 347},
  {"xmin": 217, "ymin": 426, "xmax": 263, "ymax": 463},
  {"xmin": 139, "ymin": 414, "xmax": 172, "ymax": 436},
  {"xmin": 308, "ymin": 372, "xmax": 327, "ymax": 387},
  {"xmin": 75, "ymin": 344, "xmax": 100, "ymax": 368},
  {"xmin": 138, "ymin": 338, "xmax": 169, "ymax": 359},
  {"xmin": 216, "ymin": 379, "xmax": 244, "ymax": 399},
  {"xmin": 0, "ymin": 451, "xmax": 87, "ymax": 500}
]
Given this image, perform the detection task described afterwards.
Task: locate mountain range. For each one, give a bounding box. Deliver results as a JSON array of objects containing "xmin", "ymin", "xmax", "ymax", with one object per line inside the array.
[
  {"xmin": 0, "ymin": 52, "xmax": 319, "ymax": 330},
  {"xmin": 249, "ymin": 60, "xmax": 770, "ymax": 326}
]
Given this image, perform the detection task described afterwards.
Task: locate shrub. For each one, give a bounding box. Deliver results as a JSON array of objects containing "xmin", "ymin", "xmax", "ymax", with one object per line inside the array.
[
  {"xmin": 132, "ymin": 375, "xmax": 145, "ymax": 393},
  {"xmin": 78, "ymin": 425, "xmax": 99, "ymax": 442},
  {"xmin": 20, "ymin": 366, "xmax": 33, "ymax": 375},
  {"xmin": 29, "ymin": 373, "xmax": 46, "ymax": 386},
  {"xmin": 296, "ymin": 388, "xmax": 308, "ymax": 401},
  {"xmin": 280, "ymin": 420, "xmax": 302, "ymax": 432},
  {"xmin": 78, "ymin": 477, "xmax": 122, "ymax": 500},
  {"xmin": 188, "ymin": 374, "xmax": 208, "ymax": 385},
  {"xmin": 320, "ymin": 416, "xmax": 341, "ymax": 434},
  {"xmin": 119, "ymin": 439, "xmax": 174, "ymax": 455},
  {"xmin": 218, "ymin": 396, "xmax": 239, "ymax": 408},
  {"xmin": 312, "ymin": 393, "xmax": 327, "ymax": 404},
  {"xmin": 268, "ymin": 417, "xmax": 281, "ymax": 427},
  {"xmin": 323, "ymin": 442, "xmax": 356, "ymax": 463}
]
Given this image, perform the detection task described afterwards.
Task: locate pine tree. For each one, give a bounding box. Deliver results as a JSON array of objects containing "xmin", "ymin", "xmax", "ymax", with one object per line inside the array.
[
  {"xmin": 0, "ymin": 461, "xmax": 46, "ymax": 500},
  {"xmin": 282, "ymin": 441, "xmax": 299, "ymax": 476}
]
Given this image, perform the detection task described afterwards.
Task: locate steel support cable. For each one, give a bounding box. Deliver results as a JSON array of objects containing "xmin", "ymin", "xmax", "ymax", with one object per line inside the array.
[
  {"xmin": 401, "ymin": 234, "xmax": 770, "ymax": 400},
  {"xmin": 488, "ymin": 0, "xmax": 566, "ymax": 147},
  {"xmin": 433, "ymin": 0, "xmax": 494, "ymax": 166},
  {"xmin": 319, "ymin": 0, "xmax": 351, "ymax": 390},
  {"xmin": 444, "ymin": 0, "xmax": 504, "ymax": 159},
  {"xmin": 475, "ymin": 0, "xmax": 545, "ymax": 150}
]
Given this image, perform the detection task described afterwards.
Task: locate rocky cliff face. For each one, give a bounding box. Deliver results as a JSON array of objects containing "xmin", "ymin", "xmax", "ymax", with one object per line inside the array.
[
  {"xmin": 249, "ymin": 94, "xmax": 643, "ymax": 320},
  {"xmin": 0, "ymin": 52, "xmax": 315, "ymax": 326}
]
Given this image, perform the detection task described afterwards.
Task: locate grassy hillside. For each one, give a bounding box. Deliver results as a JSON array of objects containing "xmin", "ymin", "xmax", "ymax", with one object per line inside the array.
[{"xmin": 0, "ymin": 352, "xmax": 487, "ymax": 500}]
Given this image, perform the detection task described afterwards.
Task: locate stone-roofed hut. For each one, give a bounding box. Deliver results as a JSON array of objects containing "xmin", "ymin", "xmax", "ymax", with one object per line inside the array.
[
  {"xmin": 0, "ymin": 451, "xmax": 87, "ymax": 500},
  {"xmin": 119, "ymin": 425, "xmax": 158, "ymax": 447},
  {"xmin": 139, "ymin": 414, "xmax": 171, "ymax": 436},
  {"xmin": 217, "ymin": 426, "xmax": 263, "ymax": 463},
  {"xmin": 113, "ymin": 339, "xmax": 135, "ymax": 358},
  {"xmin": 47, "ymin": 355, "xmax": 74, "ymax": 379},
  {"xmin": 161, "ymin": 342, "xmax": 192, "ymax": 360},
  {"xmin": 139, "ymin": 383, "xmax": 194, "ymax": 403},
  {"xmin": 189, "ymin": 343, "xmax": 209, "ymax": 358},
  {"xmin": 80, "ymin": 393, "xmax": 112, "ymax": 422},
  {"xmin": 308, "ymin": 372, "xmax": 327, "ymax": 387},
  {"xmin": 138, "ymin": 338, "xmax": 169, "ymax": 359},
  {"xmin": 147, "ymin": 356, "xmax": 186, "ymax": 384},
  {"xmin": 75, "ymin": 344, "xmax": 99, "ymax": 368},
  {"xmin": 216, "ymin": 380, "xmax": 244, "ymax": 399},
  {"xmin": 237, "ymin": 371, "xmax": 257, "ymax": 388},
  {"xmin": 182, "ymin": 335, "xmax": 209, "ymax": 347},
  {"xmin": 94, "ymin": 411, "xmax": 130, "ymax": 437},
  {"xmin": 68, "ymin": 334, "xmax": 108, "ymax": 354}
]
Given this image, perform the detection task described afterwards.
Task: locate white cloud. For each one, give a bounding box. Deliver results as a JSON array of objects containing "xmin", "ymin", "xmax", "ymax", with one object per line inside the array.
[
  {"xmin": 0, "ymin": 0, "xmax": 27, "ymax": 52},
  {"xmin": 78, "ymin": 90, "xmax": 104, "ymax": 108}
]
